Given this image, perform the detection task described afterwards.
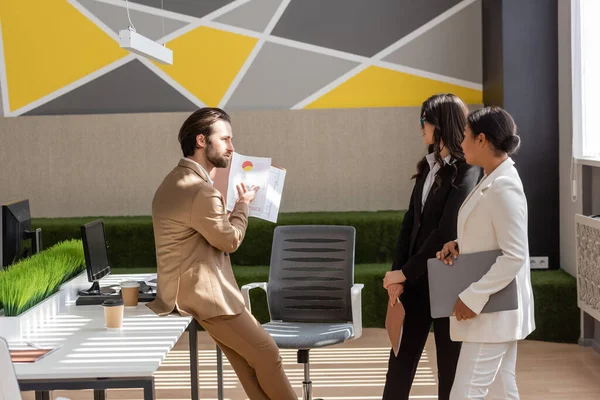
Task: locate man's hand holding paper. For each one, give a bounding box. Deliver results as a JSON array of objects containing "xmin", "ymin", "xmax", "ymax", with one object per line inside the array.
[
  {"xmin": 235, "ymin": 182, "xmax": 260, "ymax": 205},
  {"xmin": 217, "ymin": 152, "xmax": 286, "ymax": 223}
]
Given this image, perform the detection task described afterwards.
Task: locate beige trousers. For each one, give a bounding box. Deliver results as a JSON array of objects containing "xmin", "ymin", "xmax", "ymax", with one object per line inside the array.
[{"xmin": 199, "ymin": 309, "xmax": 297, "ymax": 400}]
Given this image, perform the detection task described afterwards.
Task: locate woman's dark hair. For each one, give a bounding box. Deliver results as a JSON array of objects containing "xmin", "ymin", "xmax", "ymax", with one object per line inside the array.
[
  {"xmin": 413, "ymin": 93, "xmax": 469, "ymax": 189},
  {"xmin": 467, "ymin": 106, "xmax": 521, "ymax": 156},
  {"xmin": 178, "ymin": 107, "xmax": 231, "ymax": 157}
]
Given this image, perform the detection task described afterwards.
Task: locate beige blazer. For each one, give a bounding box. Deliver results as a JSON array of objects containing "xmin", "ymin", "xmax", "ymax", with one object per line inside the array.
[
  {"xmin": 451, "ymin": 157, "xmax": 535, "ymax": 343},
  {"xmin": 146, "ymin": 158, "xmax": 248, "ymax": 321}
]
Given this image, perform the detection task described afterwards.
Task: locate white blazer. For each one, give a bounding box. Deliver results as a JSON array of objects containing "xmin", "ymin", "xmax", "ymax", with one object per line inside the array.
[{"xmin": 451, "ymin": 157, "xmax": 535, "ymax": 343}]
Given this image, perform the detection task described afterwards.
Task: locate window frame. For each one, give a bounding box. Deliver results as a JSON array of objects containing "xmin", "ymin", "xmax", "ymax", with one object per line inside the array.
[{"xmin": 572, "ymin": 0, "xmax": 600, "ymax": 166}]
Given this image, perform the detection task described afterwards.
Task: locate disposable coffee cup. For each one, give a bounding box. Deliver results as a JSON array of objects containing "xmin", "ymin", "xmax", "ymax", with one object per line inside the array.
[
  {"xmin": 103, "ymin": 298, "xmax": 124, "ymax": 329},
  {"xmin": 120, "ymin": 280, "xmax": 140, "ymax": 307}
]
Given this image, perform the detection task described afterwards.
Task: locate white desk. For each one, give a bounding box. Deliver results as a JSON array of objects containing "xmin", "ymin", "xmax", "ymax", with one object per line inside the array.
[{"xmin": 11, "ymin": 273, "xmax": 200, "ymax": 400}]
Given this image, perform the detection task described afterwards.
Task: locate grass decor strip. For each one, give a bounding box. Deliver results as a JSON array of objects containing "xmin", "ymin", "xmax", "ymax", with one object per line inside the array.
[{"xmin": 0, "ymin": 239, "xmax": 85, "ymax": 316}]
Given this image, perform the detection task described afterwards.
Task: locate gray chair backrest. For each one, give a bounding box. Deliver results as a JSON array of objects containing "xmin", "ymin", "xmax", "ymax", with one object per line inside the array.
[{"xmin": 267, "ymin": 225, "xmax": 355, "ymax": 323}]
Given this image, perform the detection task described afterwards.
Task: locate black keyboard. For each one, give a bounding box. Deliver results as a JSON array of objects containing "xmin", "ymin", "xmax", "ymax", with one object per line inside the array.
[{"xmin": 75, "ymin": 292, "xmax": 156, "ymax": 306}]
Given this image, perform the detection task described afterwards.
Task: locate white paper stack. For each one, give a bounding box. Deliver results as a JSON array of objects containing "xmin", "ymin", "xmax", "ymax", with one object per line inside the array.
[{"xmin": 226, "ymin": 152, "xmax": 287, "ymax": 223}]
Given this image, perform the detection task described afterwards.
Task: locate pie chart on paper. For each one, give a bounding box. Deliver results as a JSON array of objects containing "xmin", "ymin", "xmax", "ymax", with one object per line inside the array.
[{"xmin": 242, "ymin": 161, "xmax": 254, "ymax": 171}]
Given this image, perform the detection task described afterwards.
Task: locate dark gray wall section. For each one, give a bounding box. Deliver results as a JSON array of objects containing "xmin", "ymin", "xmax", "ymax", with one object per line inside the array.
[
  {"xmin": 592, "ymin": 168, "xmax": 600, "ymax": 215},
  {"xmin": 25, "ymin": 60, "xmax": 197, "ymax": 116},
  {"xmin": 482, "ymin": 0, "xmax": 503, "ymax": 106},
  {"xmin": 130, "ymin": 0, "xmax": 235, "ymax": 18},
  {"xmin": 215, "ymin": 0, "xmax": 284, "ymax": 32},
  {"xmin": 272, "ymin": 0, "xmax": 461, "ymax": 57},
  {"xmin": 226, "ymin": 42, "xmax": 359, "ymax": 109},
  {"xmin": 482, "ymin": 0, "xmax": 559, "ymax": 268},
  {"xmin": 596, "ymin": 319, "xmax": 600, "ymax": 350},
  {"xmin": 78, "ymin": 0, "xmax": 188, "ymax": 41},
  {"xmin": 383, "ymin": 0, "xmax": 482, "ymax": 83},
  {"xmin": 583, "ymin": 166, "xmax": 600, "ymax": 216}
]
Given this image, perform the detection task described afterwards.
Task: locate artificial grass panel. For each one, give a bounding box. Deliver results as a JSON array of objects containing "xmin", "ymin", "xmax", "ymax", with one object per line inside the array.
[
  {"xmin": 526, "ymin": 269, "xmax": 579, "ymax": 343},
  {"xmin": 32, "ymin": 217, "xmax": 157, "ymax": 268},
  {"xmin": 32, "ymin": 211, "xmax": 405, "ymax": 268},
  {"xmin": 112, "ymin": 265, "xmax": 579, "ymax": 343},
  {"xmin": 0, "ymin": 240, "xmax": 85, "ymax": 316}
]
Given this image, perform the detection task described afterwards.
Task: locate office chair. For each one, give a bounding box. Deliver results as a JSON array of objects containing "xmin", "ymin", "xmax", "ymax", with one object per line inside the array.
[
  {"xmin": 242, "ymin": 225, "xmax": 364, "ymax": 400},
  {"xmin": 0, "ymin": 337, "xmax": 70, "ymax": 400}
]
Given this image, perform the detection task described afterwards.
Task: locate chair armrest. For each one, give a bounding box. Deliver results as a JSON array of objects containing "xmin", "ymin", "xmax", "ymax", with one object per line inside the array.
[
  {"xmin": 240, "ymin": 282, "xmax": 268, "ymax": 313},
  {"xmin": 351, "ymin": 283, "xmax": 364, "ymax": 340}
]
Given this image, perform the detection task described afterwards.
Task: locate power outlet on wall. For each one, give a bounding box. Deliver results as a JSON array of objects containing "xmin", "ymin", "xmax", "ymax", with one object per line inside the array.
[{"xmin": 530, "ymin": 256, "xmax": 549, "ymax": 269}]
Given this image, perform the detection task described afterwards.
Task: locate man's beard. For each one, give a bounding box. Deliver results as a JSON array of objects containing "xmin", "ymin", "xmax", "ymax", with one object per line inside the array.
[{"xmin": 205, "ymin": 143, "xmax": 230, "ymax": 168}]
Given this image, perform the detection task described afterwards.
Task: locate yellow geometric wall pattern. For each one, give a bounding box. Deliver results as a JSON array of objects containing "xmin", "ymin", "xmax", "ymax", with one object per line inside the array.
[
  {"xmin": 0, "ymin": 0, "xmax": 128, "ymax": 112},
  {"xmin": 0, "ymin": 0, "xmax": 483, "ymax": 117},
  {"xmin": 154, "ymin": 26, "xmax": 258, "ymax": 107},
  {"xmin": 306, "ymin": 66, "xmax": 483, "ymax": 109}
]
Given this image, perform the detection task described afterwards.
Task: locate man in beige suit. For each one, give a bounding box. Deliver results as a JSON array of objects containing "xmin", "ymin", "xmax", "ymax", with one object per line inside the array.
[{"xmin": 147, "ymin": 108, "xmax": 296, "ymax": 400}]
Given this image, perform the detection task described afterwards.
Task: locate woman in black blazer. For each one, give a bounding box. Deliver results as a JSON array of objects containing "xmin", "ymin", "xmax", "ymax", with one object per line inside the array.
[{"xmin": 382, "ymin": 93, "xmax": 482, "ymax": 400}]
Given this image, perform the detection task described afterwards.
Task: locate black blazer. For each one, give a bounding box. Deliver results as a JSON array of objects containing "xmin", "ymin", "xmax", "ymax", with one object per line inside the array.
[{"xmin": 392, "ymin": 159, "xmax": 482, "ymax": 308}]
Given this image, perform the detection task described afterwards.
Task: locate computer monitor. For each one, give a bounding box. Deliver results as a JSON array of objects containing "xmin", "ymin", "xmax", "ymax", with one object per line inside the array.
[
  {"xmin": 78, "ymin": 219, "xmax": 115, "ymax": 296},
  {"xmin": 1, "ymin": 199, "xmax": 42, "ymax": 269}
]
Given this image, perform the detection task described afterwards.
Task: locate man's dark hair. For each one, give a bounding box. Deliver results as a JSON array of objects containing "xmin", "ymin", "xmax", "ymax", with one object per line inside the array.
[{"xmin": 178, "ymin": 107, "xmax": 231, "ymax": 157}]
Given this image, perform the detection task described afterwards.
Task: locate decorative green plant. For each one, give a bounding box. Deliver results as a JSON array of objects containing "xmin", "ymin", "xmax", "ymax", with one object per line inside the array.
[
  {"xmin": 33, "ymin": 211, "xmax": 406, "ymax": 268},
  {"xmin": 0, "ymin": 239, "xmax": 85, "ymax": 316}
]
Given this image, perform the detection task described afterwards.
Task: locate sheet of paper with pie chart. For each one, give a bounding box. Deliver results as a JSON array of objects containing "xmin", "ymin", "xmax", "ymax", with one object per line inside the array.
[{"xmin": 226, "ymin": 152, "xmax": 287, "ymax": 223}]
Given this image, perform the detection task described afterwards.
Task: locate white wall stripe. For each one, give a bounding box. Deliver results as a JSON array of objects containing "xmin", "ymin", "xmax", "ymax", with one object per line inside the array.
[
  {"xmin": 5, "ymin": 0, "xmax": 134, "ymax": 116},
  {"xmin": 6, "ymin": 0, "xmax": 252, "ymax": 116},
  {"xmin": 153, "ymin": 0, "xmax": 253, "ymax": 44},
  {"xmin": 9, "ymin": 55, "xmax": 136, "ymax": 116},
  {"xmin": 91, "ymin": 0, "xmax": 253, "ymax": 25},
  {"xmin": 0, "ymin": 22, "xmax": 11, "ymax": 116},
  {"xmin": 137, "ymin": 0, "xmax": 253, "ymax": 107},
  {"xmin": 79, "ymin": 0, "xmax": 253, "ymax": 46},
  {"xmin": 204, "ymin": 20, "xmax": 261, "ymax": 39},
  {"xmin": 267, "ymin": 34, "xmax": 367, "ymax": 63},
  {"xmin": 374, "ymin": 0, "xmax": 479, "ymax": 59},
  {"xmin": 69, "ymin": 0, "xmax": 119, "ymax": 40},
  {"xmin": 153, "ymin": 20, "xmax": 201, "ymax": 45},
  {"xmin": 3, "ymin": 0, "xmax": 481, "ymax": 117},
  {"xmin": 91, "ymin": 0, "xmax": 213, "ymax": 24},
  {"xmin": 291, "ymin": 0, "xmax": 481, "ymax": 109},
  {"xmin": 377, "ymin": 61, "xmax": 482, "ymax": 91},
  {"xmin": 134, "ymin": 57, "xmax": 206, "ymax": 108},
  {"xmin": 4, "ymin": 0, "xmax": 133, "ymax": 116},
  {"xmin": 289, "ymin": 64, "xmax": 369, "ymax": 110},
  {"xmin": 218, "ymin": 0, "xmax": 292, "ymax": 108}
]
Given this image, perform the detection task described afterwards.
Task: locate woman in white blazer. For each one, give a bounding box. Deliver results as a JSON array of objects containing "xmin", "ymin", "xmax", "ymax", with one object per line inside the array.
[{"xmin": 436, "ymin": 106, "xmax": 535, "ymax": 399}]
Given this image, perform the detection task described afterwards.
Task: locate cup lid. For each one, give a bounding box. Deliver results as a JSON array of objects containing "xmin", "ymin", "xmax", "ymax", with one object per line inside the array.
[
  {"xmin": 103, "ymin": 298, "xmax": 124, "ymax": 307},
  {"xmin": 120, "ymin": 280, "xmax": 140, "ymax": 288}
]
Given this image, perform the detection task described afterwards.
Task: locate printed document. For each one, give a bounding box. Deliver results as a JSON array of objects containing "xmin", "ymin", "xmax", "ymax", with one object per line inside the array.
[{"xmin": 225, "ymin": 152, "xmax": 286, "ymax": 223}]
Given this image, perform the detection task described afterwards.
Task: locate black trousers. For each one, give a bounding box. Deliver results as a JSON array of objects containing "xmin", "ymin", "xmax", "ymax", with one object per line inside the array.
[{"xmin": 382, "ymin": 308, "xmax": 461, "ymax": 400}]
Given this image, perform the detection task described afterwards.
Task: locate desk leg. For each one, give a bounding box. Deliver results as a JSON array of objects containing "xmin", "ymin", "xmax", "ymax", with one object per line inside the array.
[
  {"xmin": 189, "ymin": 318, "xmax": 199, "ymax": 400},
  {"xmin": 35, "ymin": 391, "xmax": 50, "ymax": 400},
  {"xmin": 217, "ymin": 345, "xmax": 224, "ymax": 400},
  {"xmin": 93, "ymin": 389, "xmax": 106, "ymax": 400},
  {"xmin": 142, "ymin": 377, "xmax": 156, "ymax": 400}
]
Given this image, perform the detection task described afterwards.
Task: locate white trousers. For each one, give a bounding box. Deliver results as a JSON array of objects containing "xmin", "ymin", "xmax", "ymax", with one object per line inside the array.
[{"xmin": 450, "ymin": 341, "xmax": 519, "ymax": 400}]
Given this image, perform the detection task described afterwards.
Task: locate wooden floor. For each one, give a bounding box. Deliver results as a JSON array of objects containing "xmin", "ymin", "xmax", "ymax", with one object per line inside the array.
[{"xmin": 22, "ymin": 328, "xmax": 600, "ymax": 400}]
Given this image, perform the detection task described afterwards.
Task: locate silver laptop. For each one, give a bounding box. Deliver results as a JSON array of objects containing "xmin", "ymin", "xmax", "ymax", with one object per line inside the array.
[{"xmin": 427, "ymin": 249, "xmax": 518, "ymax": 319}]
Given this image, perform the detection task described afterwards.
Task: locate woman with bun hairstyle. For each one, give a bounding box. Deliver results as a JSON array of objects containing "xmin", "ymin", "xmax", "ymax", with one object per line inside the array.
[{"xmin": 436, "ymin": 106, "xmax": 535, "ymax": 399}]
